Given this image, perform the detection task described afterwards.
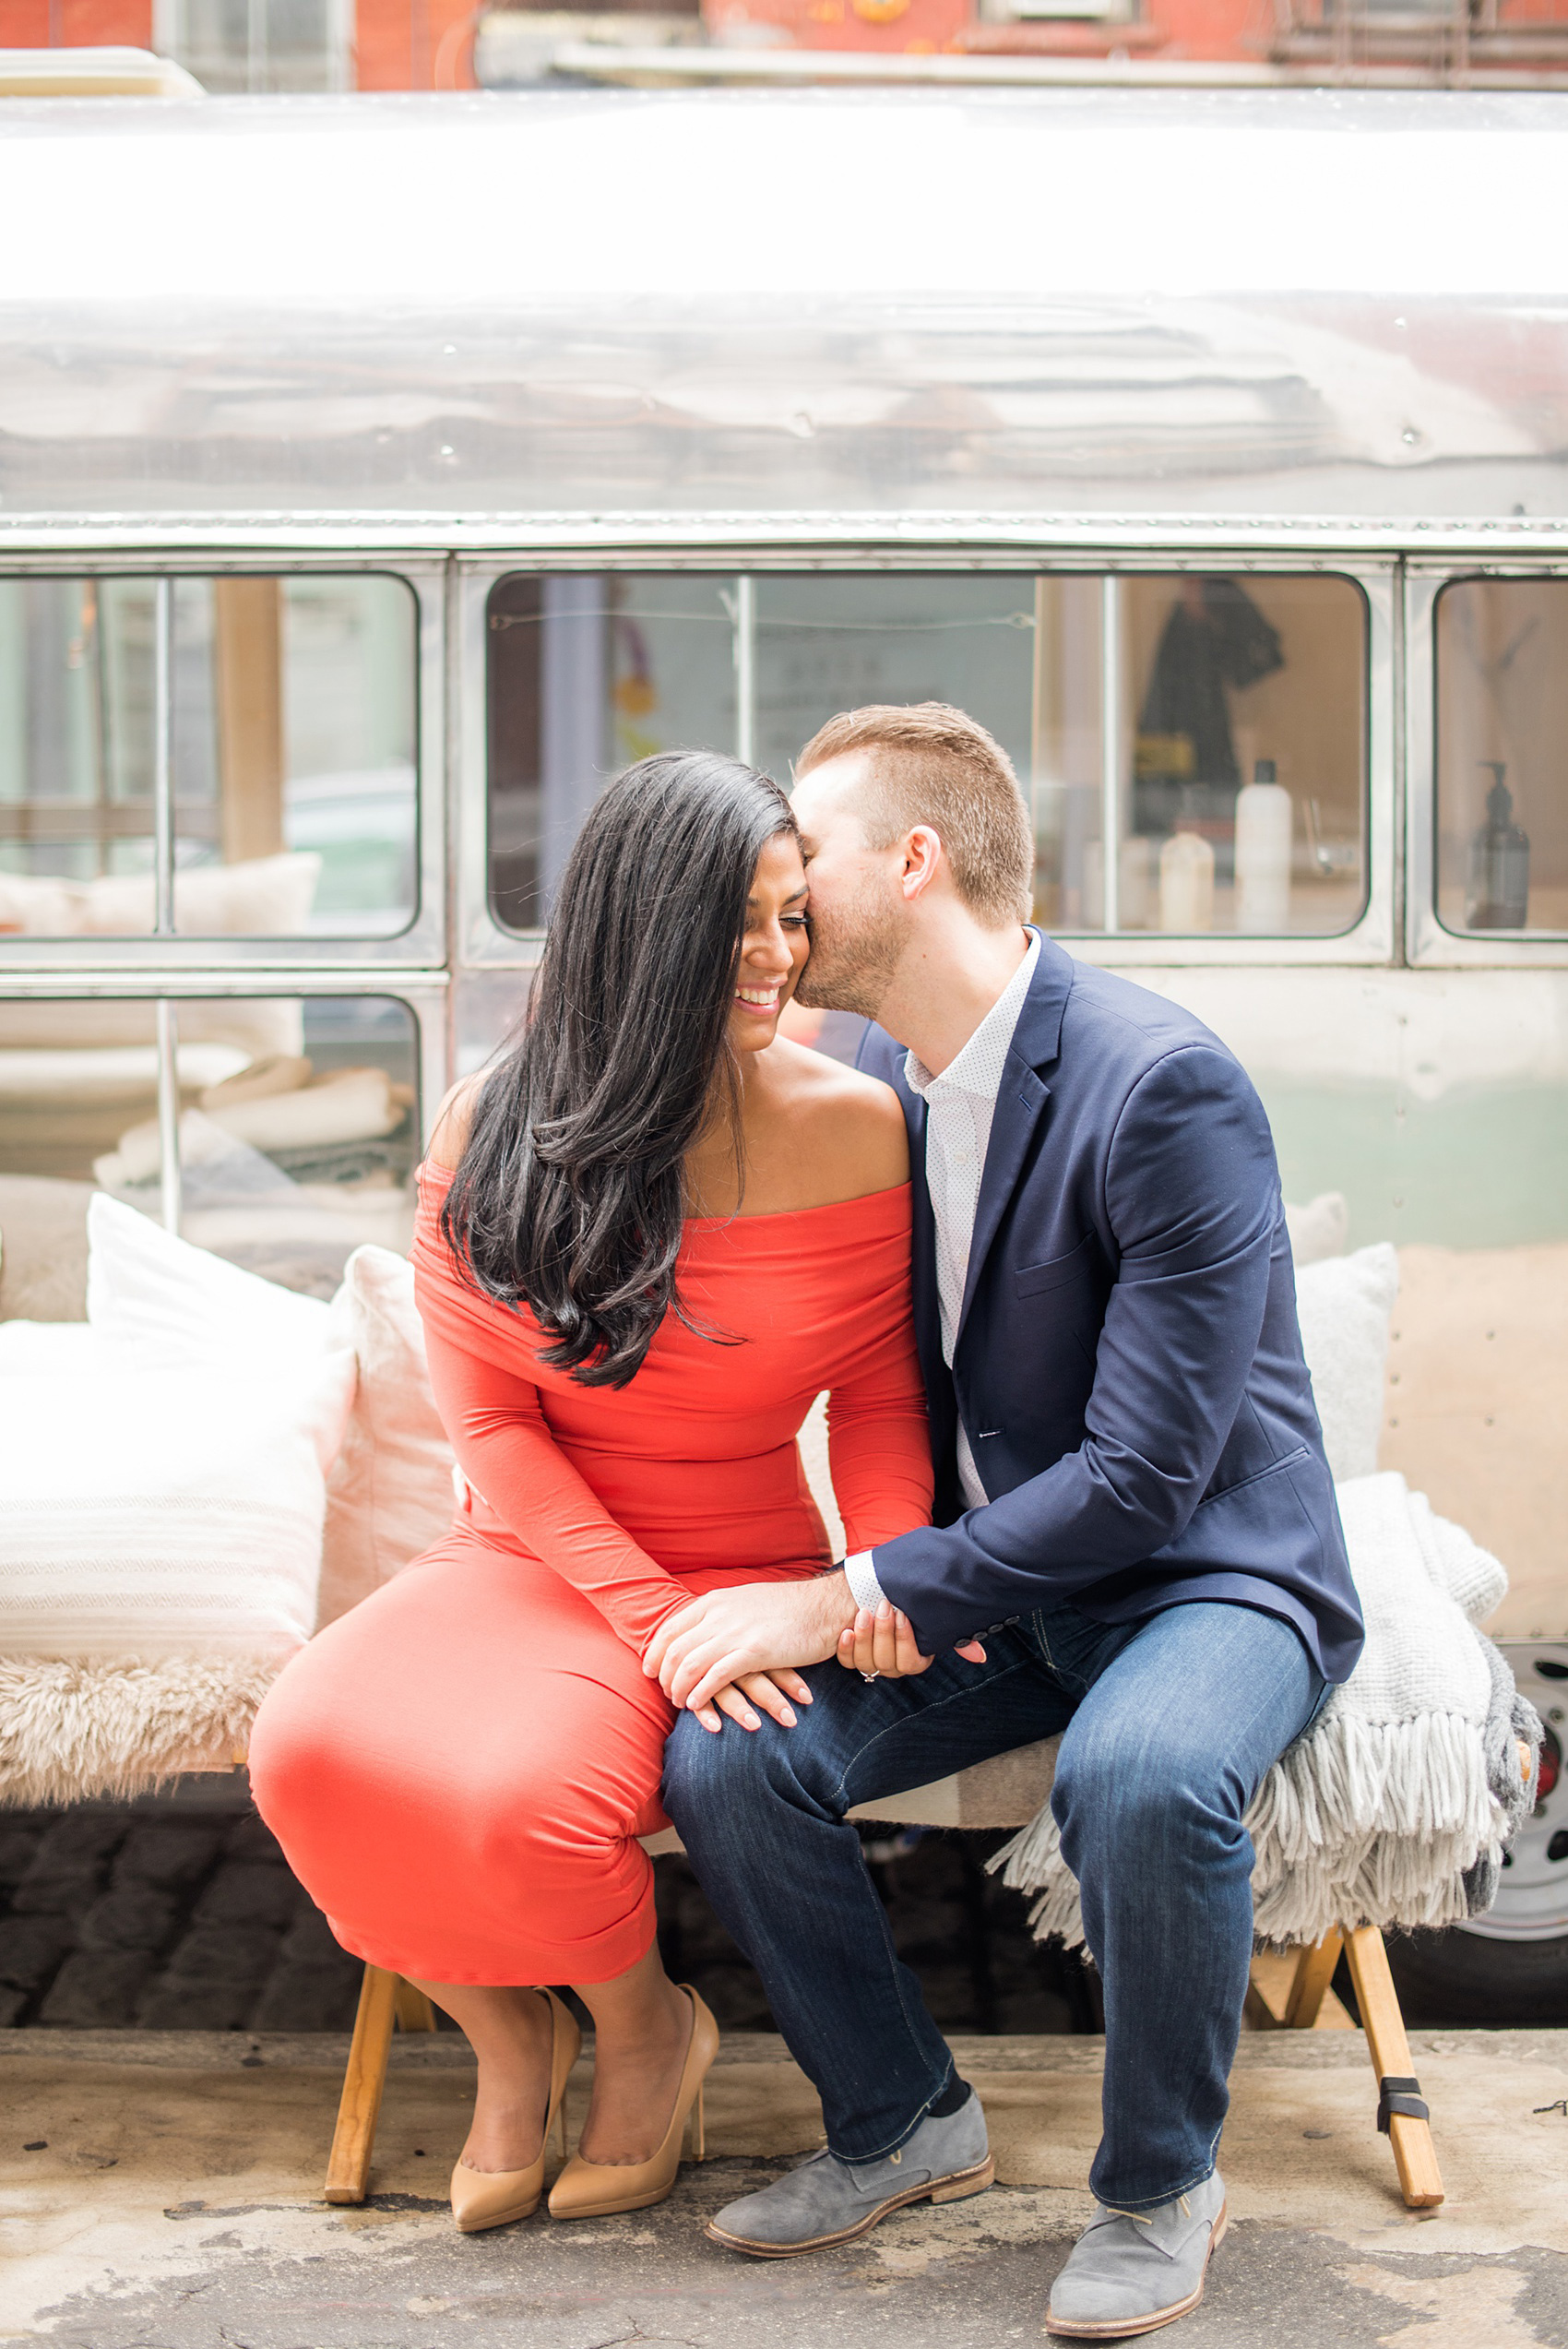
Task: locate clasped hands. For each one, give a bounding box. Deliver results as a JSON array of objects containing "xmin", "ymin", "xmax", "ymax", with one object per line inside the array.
[{"xmin": 642, "ymin": 1570, "xmax": 985, "ymax": 1735}]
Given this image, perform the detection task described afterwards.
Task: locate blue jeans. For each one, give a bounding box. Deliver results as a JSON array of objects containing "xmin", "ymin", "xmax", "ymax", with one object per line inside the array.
[{"xmin": 663, "ymin": 1597, "xmax": 1324, "ymax": 2212}]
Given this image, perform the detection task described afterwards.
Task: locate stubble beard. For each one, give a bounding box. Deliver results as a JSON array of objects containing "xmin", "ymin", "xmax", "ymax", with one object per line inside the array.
[{"xmin": 796, "ymin": 880, "xmax": 906, "ymax": 1020}]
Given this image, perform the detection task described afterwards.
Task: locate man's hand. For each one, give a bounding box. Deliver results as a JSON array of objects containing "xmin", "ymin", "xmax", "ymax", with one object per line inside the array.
[
  {"xmin": 837, "ymin": 1601, "xmax": 988, "ymax": 1679},
  {"xmin": 645, "ymin": 1573, "xmax": 856, "ymax": 1714}
]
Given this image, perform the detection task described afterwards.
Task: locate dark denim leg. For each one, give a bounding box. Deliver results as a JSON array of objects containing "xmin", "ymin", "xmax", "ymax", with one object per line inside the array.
[
  {"xmin": 1051, "ymin": 1601, "xmax": 1325, "ymax": 2211},
  {"xmin": 663, "ymin": 1629, "xmax": 1072, "ymax": 2162}
]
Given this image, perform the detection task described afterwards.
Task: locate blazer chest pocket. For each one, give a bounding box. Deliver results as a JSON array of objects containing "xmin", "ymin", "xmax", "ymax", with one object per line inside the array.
[{"xmin": 1015, "ymin": 1232, "xmax": 1096, "ymax": 1300}]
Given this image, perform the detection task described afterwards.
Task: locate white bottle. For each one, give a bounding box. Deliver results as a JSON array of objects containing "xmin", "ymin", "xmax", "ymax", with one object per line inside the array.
[
  {"xmin": 1120, "ymin": 835, "xmax": 1155, "ymax": 931},
  {"xmin": 1235, "ymin": 759, "xmax": 1292, "ymax": 934},
  {"xmin": 1081, "ymin": 836, "xmax": 1155, "ymax": 930},
  {"xmin": 1158, "ymin": 829, "xmax": 1214, "ymax": 932}
]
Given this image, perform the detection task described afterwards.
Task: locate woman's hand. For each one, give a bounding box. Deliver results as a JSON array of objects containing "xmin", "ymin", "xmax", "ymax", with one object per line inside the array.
[
  {"xmin": 836, "ymin": 1602, "xmax": 989, "ymax": 1680},
  {"xmin": 836, "ymin": 1602, "xmax": 932, "ymax": 1678},
  {"xmin": 690, "ymin": 1667, "xmax": 814, "ymax": 1736}
]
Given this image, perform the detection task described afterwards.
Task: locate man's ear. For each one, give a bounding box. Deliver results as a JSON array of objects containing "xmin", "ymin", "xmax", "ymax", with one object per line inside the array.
[{"xmin": 899, "ymin": 825, "xmax": 944, "ymax": 903}]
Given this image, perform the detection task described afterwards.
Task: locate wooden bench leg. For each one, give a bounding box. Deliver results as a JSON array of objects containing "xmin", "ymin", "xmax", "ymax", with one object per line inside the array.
[
  {"xmin": 394, "ymin": 1978, "xmax": 438, "ymax": 2033},
  {"xmin": 1340, "ymin": 1923, "xmax": 1445, "ymax": 2211},
  {"xmin": 325, "ymin": 1964, "xmax": 398, "ymax": 2205},
  {"xmin": 1283, "ymin": 1928, "xmax": 1345, "ymax": 2029}
]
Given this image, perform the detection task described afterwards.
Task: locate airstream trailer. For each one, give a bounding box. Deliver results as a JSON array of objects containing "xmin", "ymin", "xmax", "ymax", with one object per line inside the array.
[{"xmin": 0, "ymin": 88, "xmax": 1563, "ymax": 2018}]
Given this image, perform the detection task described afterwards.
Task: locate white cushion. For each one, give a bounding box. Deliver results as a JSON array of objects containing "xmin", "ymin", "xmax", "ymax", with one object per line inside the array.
[
  {"xmin": 86, "ymin": 1191, "xmax": 332, "ymax": 1370},
  {"xmin": 1284, "ymin": 1190, "xmax": 1349, "ymax": 1267},
  {"xmin": 1295, "ymin": 1242, "xmax": 1399, "ymax": 1483},
  {"xmin": 0, "ymin": 1320, "xmax": 97, "ymax": 1371},
  {"xmin": 0, "ymin": 851, "xmax": 320, "ymax": 938},
  {"xmin": 0, "ymin": 1341, "xmax": 347, "ymax": 1661},
  {"xmin": 0, "ymin": 1199, "xmax": 354, "ymax": 1663},
  {"xmin": 319, "ymin": 1245, "xmax": 456, "ymax": 1628},
  {"xmin": 797, "ymin": 1391, "xmax": 845, "ymax": 1562}
]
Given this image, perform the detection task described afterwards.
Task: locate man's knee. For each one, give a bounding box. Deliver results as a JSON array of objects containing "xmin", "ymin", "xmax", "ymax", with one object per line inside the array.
[
  {"xmin": 1052, "ymin": 1726, "xmax": 1237, "ymax": 1873},
  {"xmin": 663, "ymin": 1706, "xmax": 782, "ymax": 1832},
  {"xmin": 662, "ymin": 1699, "xmax": 843, "ymax": 1842}
]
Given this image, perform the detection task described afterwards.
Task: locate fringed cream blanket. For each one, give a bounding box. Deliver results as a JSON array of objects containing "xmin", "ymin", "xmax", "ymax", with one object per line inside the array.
[{"xmin": 989, "ymin": 1471, "xmax": 1540, "ymax": 1949}]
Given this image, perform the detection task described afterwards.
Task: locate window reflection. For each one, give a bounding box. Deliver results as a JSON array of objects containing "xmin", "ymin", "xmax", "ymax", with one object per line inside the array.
[
  {"xmin": 489, "ymin": 574, "xmax": 734, "ymax": 929},
  {"xmin": 0, "ymin": 996, "xmax": 419, "ymax": 1299},
  {"xmin": 486, "ymin": 567, "xmax": 1368, "ymax": 940},
  {"xmin": 0, "ymin": 575, "xmax": 418, "ymax": 940},
  {"xmin": 1030, "ymin": 575, "xmax": 1366, "ymax": 936},
  {"xmin": 1436, "ymin": 578, "xmax": 1568, "ymax": 936},
  {"xmin": 753, "ymin": 576, "xmax": 1034, "ymax": 790}
]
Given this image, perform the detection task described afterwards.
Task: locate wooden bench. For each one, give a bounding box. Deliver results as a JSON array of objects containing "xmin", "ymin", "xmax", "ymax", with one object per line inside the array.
[{"xmin": 322, "ymin": 1732, "xmax": 1457, "ymax": 2213}]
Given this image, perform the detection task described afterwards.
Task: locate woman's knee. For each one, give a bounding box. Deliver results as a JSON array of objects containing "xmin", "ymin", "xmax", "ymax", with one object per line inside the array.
[{"xmin": 247, "ymin": 1682, "xmax": 357, "ymax": 1838}]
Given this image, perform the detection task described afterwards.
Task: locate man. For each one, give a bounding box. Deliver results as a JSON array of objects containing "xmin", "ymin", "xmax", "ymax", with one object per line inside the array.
[{"xmin": 650, "ymin": 703, "xmax": 1362, "ymax": 2339}]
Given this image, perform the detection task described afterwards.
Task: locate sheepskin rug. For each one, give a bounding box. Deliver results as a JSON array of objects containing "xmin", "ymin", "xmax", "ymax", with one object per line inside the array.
[{"xmin": 0, "ymin": 1655, "xmax": 276, "ymax": 1806}]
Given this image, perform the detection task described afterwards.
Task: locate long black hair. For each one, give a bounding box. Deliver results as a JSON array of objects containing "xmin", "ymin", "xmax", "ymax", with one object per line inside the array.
[{"xmin": 441, "ymin": 751, "xmax": 800, "ymax": 1389}]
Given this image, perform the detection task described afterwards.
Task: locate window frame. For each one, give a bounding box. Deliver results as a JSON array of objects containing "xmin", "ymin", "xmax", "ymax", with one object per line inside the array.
[
  {"xmin": 0, "ymin": 554, "xmax": 445, "ymax": 976},
  {"xmin": 1408, "ymin": 560, "xmax": 1568, "ymax": 970},
  {"xmin": 0, "ymin": 970, "xmax": 447, "ymax": 1239},
  {"xmin": 464, "ymin": 548, "xmax": 1396, "ymax": 972},
  {"xmin": 153, "ymin": 0, "xmax": 355, "ymax": 93}
]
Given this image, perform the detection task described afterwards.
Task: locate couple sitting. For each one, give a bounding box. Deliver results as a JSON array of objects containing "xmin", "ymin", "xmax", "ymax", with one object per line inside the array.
[{"xmin": 252, "ymin": 702, "xmax": 1362, "ymax": 2340}]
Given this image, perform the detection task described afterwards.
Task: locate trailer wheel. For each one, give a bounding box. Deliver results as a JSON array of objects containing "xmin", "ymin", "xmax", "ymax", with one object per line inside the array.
[{"xmin": 1379, "ymin": 1926, "xmax": 1568, "ymax": 2026}]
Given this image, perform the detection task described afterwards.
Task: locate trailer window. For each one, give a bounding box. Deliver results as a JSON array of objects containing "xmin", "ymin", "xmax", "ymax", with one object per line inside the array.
[
  {"xmin": 487, "ymin": 568, "xmax": 1366, "ymax": 938},
  {"xmin": 0, "ymin": 575, "xmax": 417, "ymax": 941},
  {"xmin": 1436, "ymin": 578, "xmax": 1568, "ymax": 936},
  {"xmin": 0, "ymin": 995, "xmax": 419, "ymax": 1301}
]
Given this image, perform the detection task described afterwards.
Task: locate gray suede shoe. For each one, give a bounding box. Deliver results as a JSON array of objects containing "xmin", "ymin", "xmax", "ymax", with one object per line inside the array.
[
  {"xmin": 707, "ymin": 2093, "xmax": 993, "ymax": 2258},
  {"xmin": 1047, "ymin": 2170, "xmax": 1228, "ymax": 2339}
]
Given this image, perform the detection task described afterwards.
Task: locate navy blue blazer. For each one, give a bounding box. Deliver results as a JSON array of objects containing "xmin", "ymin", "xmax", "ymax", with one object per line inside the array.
[{"xmin": 856, "ymin": 934, "xmax": 1364, "ymax": 1685}]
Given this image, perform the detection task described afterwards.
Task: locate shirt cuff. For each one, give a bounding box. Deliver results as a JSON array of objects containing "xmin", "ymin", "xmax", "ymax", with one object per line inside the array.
[{"xmin": 843, "ymin": 1548, "xmax": 889, "ymax": 1613}]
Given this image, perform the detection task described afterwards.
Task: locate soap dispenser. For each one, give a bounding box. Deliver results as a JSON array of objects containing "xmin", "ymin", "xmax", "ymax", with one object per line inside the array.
[{"xmin": 1465, "ymin": 761, "xmax": 1530, "ymax": 929}]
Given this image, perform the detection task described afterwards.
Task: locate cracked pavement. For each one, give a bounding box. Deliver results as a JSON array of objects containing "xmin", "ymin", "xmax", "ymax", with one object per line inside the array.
[{"xmin": 4, "ymin": 2029, "xmax": 1567, "ymax": 2346}]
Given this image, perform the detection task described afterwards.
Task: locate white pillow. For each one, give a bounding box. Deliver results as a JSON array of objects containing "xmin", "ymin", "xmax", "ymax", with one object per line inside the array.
[
  {"xmin": 0, "ymin": 851, "xmax": 320, "ymax": 938},
  {"xmin": 0, "ymin": 1321, "xmax": 96, "ymax": 1372},
  {"xmin": 87, "ymin": 1191, "xmax": 332, "ymax": 1369},
  {"xmin": 797, "ymin": 1391, "xmax": 845, "ymax": 1562},
  {"xmin": 0, "ymin": 1199, "xmax": 355, "ymax": 1661},
  {"xmin": 1285, "ymin": 1191, "xmax": 1349, "ymax": 1267},
  {"xmin": 318, "ymin": 1246, "xmax": 456, "ymax": 1628},
  {"xmin": 1295, "ymin": 1242, "xmax": 1399, "ymax": 1483},
  {"xmin": 0, "ymin": 1337, "xmax": 349, "ymax": 1660}
]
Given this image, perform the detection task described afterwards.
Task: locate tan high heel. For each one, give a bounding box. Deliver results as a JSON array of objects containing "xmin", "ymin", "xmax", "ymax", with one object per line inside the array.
[
  {"xmin": 449, "ymin": 1987, "xmax": 581, "ymax": 2235},
  {"xmin": 547, "ymin": 1983, "xmax": 718, "ymax": 2221}
]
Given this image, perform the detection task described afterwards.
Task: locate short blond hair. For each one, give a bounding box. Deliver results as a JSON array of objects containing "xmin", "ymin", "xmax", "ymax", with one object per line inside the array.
[{"xmin": 796, "ymin": 702, "xmax": 1032, "ymax": 928}]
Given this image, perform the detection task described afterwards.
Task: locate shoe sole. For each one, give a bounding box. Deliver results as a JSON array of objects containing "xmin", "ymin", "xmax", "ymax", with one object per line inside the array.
[
  {"xmin": 455, "ymin": 2194, "xmax": 543, "ymax": 2234},
  {"xmin": 705, "ymin": 2155, "xmax": 995, "ymax": 2258},
  {"xmin": 549, "ymin": 2173, "xmax": 688, "ymax": 2220},
  {"xmin": 1044, "ymin": 2201, "xmax": 1229, "ymax": 2340}
]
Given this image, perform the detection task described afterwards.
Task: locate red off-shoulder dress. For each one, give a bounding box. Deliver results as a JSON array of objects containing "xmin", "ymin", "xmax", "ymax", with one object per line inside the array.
[{"xmin": 249, "ymin": 1163, "xmax": 933, "ymax": 1986}]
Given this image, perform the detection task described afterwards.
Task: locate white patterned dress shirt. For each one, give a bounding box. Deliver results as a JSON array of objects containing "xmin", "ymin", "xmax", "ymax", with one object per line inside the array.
[{"xmin": 844, "ymin": 933, "xmax": 1040, "ymax": 1616}]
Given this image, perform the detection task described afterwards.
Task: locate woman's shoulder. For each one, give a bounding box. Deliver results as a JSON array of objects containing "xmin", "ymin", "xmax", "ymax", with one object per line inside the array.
[
  {"xmin": 763, "ymin": 1038, "xmax": 909, "ymax": 1198},
  {"xmin": 425, "ymin": 1073, "xmax": 484, "ymax": 1174}
]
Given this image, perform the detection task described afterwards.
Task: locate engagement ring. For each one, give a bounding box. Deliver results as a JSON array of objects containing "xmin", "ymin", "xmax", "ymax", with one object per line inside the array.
[{"xmin": 861, "ymin": 1670, "xmax": 880, "ymax": 1683}]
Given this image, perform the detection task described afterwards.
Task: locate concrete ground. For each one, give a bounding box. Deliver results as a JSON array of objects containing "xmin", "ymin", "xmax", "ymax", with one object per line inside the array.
[{"xmin": 3, "ymin": 2027, "xmax": 1566, "ymax": 2347}]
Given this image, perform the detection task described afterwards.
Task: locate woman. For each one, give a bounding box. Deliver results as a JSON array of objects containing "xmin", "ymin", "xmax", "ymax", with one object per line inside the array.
[{"xmin": 249, "ymin": 752, "xmax": 934, "ymax": 2236}]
